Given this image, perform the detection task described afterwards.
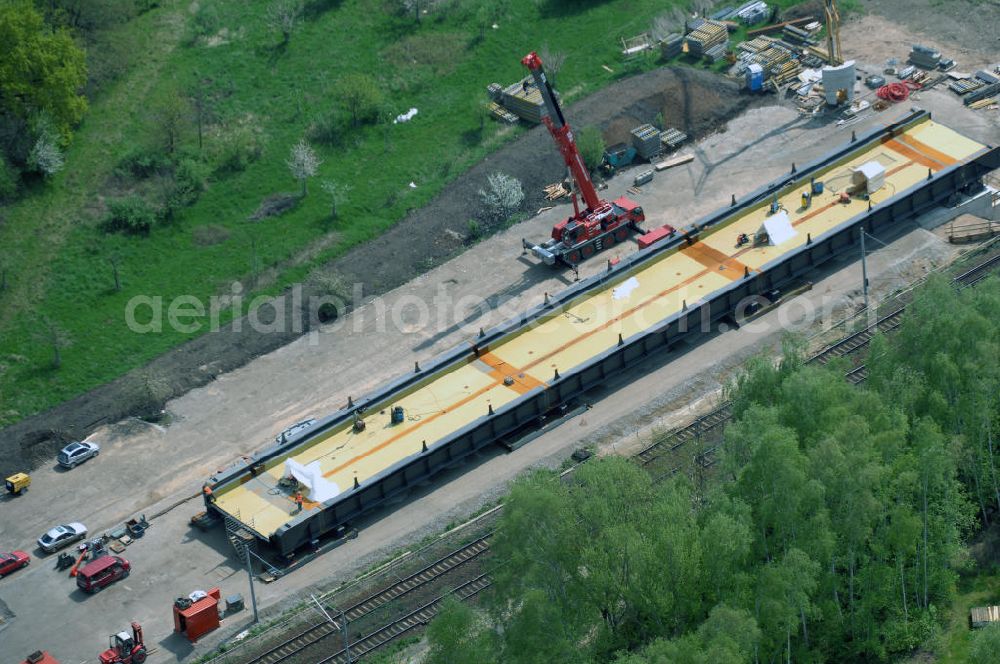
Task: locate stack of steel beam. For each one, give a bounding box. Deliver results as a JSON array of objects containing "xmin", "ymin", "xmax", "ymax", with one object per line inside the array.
[
  {"xmin": 685, "ymin": 20, "xmax": 728, "ymax": 58},
  {"xmin": 631, "ymin": 124, "xmax": 662, "ymax": 159},
  {"xmin": 965, "ymin": 82, "xmax": 1000, "ymax": 106},
  {"xmin": 661, "ymin": 33, "xmax": 683, "ymax": 59},
  {"xmin": 909, "ymin": 44, "xmax": 941, "ymax": 69},
  {"xmin": 782, "ymin": 24, "xmax": 813, "ymax": 46}
]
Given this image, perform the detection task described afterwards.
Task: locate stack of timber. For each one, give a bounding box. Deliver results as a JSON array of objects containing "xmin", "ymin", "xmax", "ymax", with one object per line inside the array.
[
  {"xmin": 739, "ymin": 36, "xmax": 776, "ymax": 56},
  {"xmin": 486, "ymin": 77, "xmax": 549, "ymax": 124},
  {"xmin": 771, "ymin": 60, "xmax": 803, "ymax": 86},
  {"xmin": 631, "ymin": 124, "xmax": 662, "ymax": 159},
  {"xmin": 488, "ymin": 101, "xmax": 519, "ymax": 124},
  {"xmin": 660, "ymin": 128, "xmax": 688, "ymax": 151},
  {"xmin": 746, "ymin": 16, "xmax": 815, "ymax": 38},
  {"xmin": 909, "ymin": 44, "xmax": 941, "ymax": 69},
  {"xmin": 544, "ymin": 182, "xmax": 569, "ymax": 200},
  {"xmin": 661, "ymin": 33, "xmax": 683, "ymax": 59},
  {"xmin": 949, "ymin": 78, "xmax": 985, "ymax": 95},
  {"xmin": 654, "ymin": 153, "xmax": 694, "ymax": 171},
  {"xmin": 685, "ymin": 19, "xmax": 728, "ymax": 58},
  {"xmin": 704, "ymin": 42, "xmax": 729, "ymax": 63}
]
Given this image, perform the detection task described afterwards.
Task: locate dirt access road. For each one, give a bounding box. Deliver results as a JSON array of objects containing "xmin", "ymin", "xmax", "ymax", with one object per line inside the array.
[
  {"xmin": 0, "ymin": 65, "xmax": 750, "ymax": 479},
  {"xmin": 2, "ymin": 77, "xmax": 998, "ymax": 664}
]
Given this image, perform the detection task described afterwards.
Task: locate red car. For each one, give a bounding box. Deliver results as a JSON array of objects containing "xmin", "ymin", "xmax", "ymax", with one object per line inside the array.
[{"xmin": 0, "ymin": 550, "xmax": 30, "ymax": 577}]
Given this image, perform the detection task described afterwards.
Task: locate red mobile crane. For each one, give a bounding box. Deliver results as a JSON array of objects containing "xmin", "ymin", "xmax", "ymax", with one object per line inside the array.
[{"xmin": 520, "ymin": 51, "xmax": 661, "ymax": 266}]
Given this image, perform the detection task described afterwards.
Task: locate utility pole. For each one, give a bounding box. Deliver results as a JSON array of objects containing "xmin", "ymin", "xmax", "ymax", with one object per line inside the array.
[
  {"xmin": 244, "ymin": 545, "xmax": 259, "ymax": 624},
  {"xmin": 860, "ymin": 228, "xmax": 870, "ymax": 313}
]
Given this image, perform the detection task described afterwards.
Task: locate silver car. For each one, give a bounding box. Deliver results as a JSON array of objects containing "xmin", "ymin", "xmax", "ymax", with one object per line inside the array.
[
  {"xmin": 38, "ymin": 522, "xmax": 88, "ymax": 553},
  {"xmin": 276, "ymin": 418, "xmax": 317, "ymax": 444},
  {"xmin": 58, "ymin": 441, "xmax": 100, "ymax": 468}
]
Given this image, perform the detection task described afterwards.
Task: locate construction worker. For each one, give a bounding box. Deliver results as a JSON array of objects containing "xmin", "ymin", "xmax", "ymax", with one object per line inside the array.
[
  {"xmin": 202, "ymin": 484, "xmax": 216, "ymax": 504},
  {"xmin": 294, "ymin": 491, "xmax": 304, "ymax": 513}
]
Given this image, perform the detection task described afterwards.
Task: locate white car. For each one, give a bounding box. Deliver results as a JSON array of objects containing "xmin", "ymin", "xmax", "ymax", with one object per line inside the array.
[
  {"xmin": 58, "ymin": 441, "xmax": 100, "ymax": 468},
  {"xmin": 276, "ymin": 419, "xmax": 317, "ymax": 445},
  {"xmin": 38, "ymin": 523, "xmax": 88, "ymax": 553}
]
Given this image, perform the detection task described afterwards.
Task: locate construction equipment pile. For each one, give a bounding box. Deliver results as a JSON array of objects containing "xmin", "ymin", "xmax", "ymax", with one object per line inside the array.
[
  {"xmin": 486, "ymin": 78, "xmax": 549, "ymax": 124},
  {"xmin": 684, "ymin": 18, "xmax": 729, "ymax": 59},
  {"xmin": 942, "ymin": 66, "xmax": 999, "ymax": 110},
  {"xmin": 660, "ymin": 128, "xmax": 688, "ymax": 152},
  {"xmin": 661, "ymin": 33, "xmax": 683, "ymax": 59},
  {"xmin": 631, "ymin": 124, "xmax": 662, "ymax": 160}
]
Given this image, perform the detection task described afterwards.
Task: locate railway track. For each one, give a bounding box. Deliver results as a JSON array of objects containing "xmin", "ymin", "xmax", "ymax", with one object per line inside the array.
[
  {"xmin": 240, "ymin": 249, "xmax": 1000, "ymax": 664},
  {"xmin": 242, "ymin": 534, "xmax": 492, "ymax": 664},
  {"xmin": 315, "ymin": 574, "xmax": 492, "ymax": 664},
  {"xmin": 636, "ymin": 249, "xmax": 1000, "ymax": 467}
]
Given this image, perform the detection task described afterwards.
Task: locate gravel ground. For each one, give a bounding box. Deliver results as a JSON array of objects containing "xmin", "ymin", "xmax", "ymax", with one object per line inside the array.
[{"xmin": 0, "ymin": 66, "xmax": 751, "ymax": 480}]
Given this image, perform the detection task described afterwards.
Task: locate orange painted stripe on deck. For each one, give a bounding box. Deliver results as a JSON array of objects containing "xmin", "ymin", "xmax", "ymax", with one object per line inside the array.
[
  {"xmin": 883, "ymin": 138, "xmax": 946, "ymax": 170},
  {"xmin": 682, "ymin": 241, "xmax": 750, "ymax": 281},
  {"xmin": 478, "ymin": 352, "xmax": 547, "ymax": 395},
  {"xmin": 322, "ymin": 382, "xmax": 497, "ymax": 478},
  {"xmin": 321, "ymin": 354, "xmax": 544, "ymax": 479},
  {"xmin": 523, "ymin": 263, "xmax": 714, "ymax": 374},
  {"xmin": 893, "ymin": 133, "xmax": 958, "ymax": 168}
]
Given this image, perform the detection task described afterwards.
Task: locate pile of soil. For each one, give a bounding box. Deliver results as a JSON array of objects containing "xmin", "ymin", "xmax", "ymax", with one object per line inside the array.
[{"xmin": 0, "ymin": 66, "xmax": 751, "ymax": 479}]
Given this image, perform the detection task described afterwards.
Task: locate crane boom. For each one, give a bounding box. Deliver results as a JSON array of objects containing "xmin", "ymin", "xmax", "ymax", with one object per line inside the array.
[
  {"xmin": 521, "ymin": 52, "xmax": 601, "ymax": 212},
  {"xmin": 823, "ymin": 0, "xmax": 842, "ymax": 65}
]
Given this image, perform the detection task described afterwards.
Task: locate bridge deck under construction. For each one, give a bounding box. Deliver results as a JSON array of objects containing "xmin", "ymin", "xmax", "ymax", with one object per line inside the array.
[{"xmin": 210, "ymin": 113, "xmax": 996, "ymax": 552}]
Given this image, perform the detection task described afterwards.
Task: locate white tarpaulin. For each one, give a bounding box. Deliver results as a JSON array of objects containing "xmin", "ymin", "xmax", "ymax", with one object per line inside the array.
[
  {"xmin": 612, "ymin": 276, "xmax": 640, "ymax": 300},
  {"xmin": 852, "ymin": 161, "xmax": 885, "ymax": 194},
  {"xmin": 758, "ymin": 211, "xmax": 797, "ymax": 247},
  {"xmin": 284, "ymin": 458, "xmax": 341, "ymax": 503}
]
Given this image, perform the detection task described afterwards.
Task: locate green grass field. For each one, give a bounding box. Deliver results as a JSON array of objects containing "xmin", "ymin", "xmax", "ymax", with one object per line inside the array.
[{"xmin": 0, "ymin": 0, "xmax": 818, "ymax": 426}]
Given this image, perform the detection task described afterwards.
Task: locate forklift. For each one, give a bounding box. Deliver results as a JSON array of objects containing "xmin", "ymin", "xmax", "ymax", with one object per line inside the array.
[{"xmin": 98, "ymin": 622, "xmax": 147, "ymax": 664}]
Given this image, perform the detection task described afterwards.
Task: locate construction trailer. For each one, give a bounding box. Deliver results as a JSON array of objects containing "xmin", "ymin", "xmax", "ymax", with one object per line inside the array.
[{"xmin": 205, "ymin": 110, "xmax": 999, "ymax": 557}]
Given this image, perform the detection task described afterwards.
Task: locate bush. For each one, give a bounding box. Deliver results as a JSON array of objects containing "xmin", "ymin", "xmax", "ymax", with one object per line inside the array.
[
  {"xmin": 466, "ymin": 219, "xmax": 482, "ymax": 242},
  {"xmin": 576, "ymin": 126, "xmax": 605, "ymax": 173},
  {"xmin": 103, "ymin": 195, "xmax": 157, "ymax": 235},
  {"xmin": 171, "ymin": 158, "xmax": 209, "ymax": 207},
  {"xmin": 117, "ymin": 145, "xmax": 170, "ymax": 179},
  {"xmin": 307, "ymin": 111, "xmax": 343, "ymax": 147},
  {"xmin": 208, "ymin": 118, "xmax": 263, "ymax": 174},
  {"xmin": 0, "ymin": 158, "xmax": 20, "ymax": 202},
  {"xmin": 478, "ymin": 171, "xmax": 524, "ymax": 226}
]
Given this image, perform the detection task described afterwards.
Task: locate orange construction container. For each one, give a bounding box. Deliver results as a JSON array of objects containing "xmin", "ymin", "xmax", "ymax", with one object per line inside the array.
[
  {"xmin": 173, "ymin": 587, "xmax": 221, "ymax": 643},
  {"xmin": 21, "ymin": 652, "xmax": 60, "ymax": 664}
]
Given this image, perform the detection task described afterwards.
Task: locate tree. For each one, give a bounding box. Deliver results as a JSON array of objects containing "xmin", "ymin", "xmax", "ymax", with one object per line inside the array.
[
  {"xmin": 286, "ymin": 140, "xmax": 321, "ymax": 197},
  {"xmin": 391, "ymin": 0, "xmax": 425, "ymax": 24},
  {"xmin": 27, "ymin": 117, "xmax": 65, "ymax": 177},
  {"xmin": 478, "ymin": 171, "xmax": 523, "ymax": 226},
  {"xmin": 0, "ymin": 1, "xmax": 87, "ymax": 140},
  {"xmin": 577, "ymin": 126, "xmax": 605, "ymax": 174},
  {"xmin": 337, "ymin": 73, "xmax": 383, "ymax": 127},
  {"xmin": 424, "ymin": 598, "xmax": 497, "ymax": 664},
  {"xmin": 34, "ymin": 315, "xmax": 72, "ymax": 369},
  {"xmin": 970, "ymin": 623, "xmax": 1000, "ymax": 664},
  {"xmin": 187, "ymin": 77, "xmax": 217, "ymax": 151},
  {"xmin": 319, "ymin": 180, "xmax": 350, "ymax": 219},
  {"xmin": 108, "ymin": 253, "xmax": 122, "ymax": 292},
  {"xmin": 538, "ymin": 44, "xmax": 566, "ymax": 86},
  {"xmin": 154, "ymin": 93, "xmax": 190, "ymax": 156},
  {"xmin": 265, "ymin": 0, "xmax": 302, "ymax": 47}
]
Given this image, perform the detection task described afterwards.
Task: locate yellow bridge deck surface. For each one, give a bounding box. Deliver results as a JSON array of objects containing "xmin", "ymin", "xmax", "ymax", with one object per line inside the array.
[{"xmin": 215, "ymin": 119, "xmax": 986, "ymax": 537}]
